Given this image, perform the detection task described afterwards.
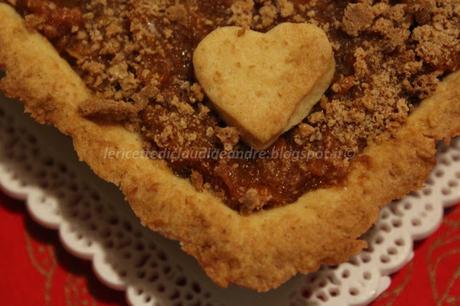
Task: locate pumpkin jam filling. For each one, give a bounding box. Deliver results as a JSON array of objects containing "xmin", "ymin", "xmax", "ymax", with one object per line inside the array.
[{"xmin": 5, "ymin": 0, "xmax": 460, "ymax": 212}]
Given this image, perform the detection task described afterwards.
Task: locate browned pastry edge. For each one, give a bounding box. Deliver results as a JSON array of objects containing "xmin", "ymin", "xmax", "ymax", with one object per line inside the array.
[{"xmin": 1, "ymin": 4, "xmax": 460, "ymax": 292}]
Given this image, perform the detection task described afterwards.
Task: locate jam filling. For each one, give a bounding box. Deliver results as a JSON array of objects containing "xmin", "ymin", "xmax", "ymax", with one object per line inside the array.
[{"xmin": 5, "ymin": 0, "xmax": 460, "ymax": 212}]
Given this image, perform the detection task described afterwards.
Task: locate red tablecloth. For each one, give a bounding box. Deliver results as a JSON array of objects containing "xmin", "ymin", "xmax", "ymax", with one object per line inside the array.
[{"xmin": 1, "ymin": 191, "xmax": 459, "ymax": 306}]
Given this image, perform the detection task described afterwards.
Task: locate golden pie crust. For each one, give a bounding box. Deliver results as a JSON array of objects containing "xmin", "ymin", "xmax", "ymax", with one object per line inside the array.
[{"xmin": 1, "ymin": 3, "xmax": 460, "ymax": 292}]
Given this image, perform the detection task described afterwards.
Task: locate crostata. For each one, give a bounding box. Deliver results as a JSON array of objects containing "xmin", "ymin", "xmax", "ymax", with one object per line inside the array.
[{"xmin": 0, "ymin": 0, "xmax": 459, "ymax": 291}]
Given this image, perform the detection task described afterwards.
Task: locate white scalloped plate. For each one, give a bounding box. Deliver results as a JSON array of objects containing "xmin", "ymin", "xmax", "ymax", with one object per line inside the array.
[{"xmin": 1, "ymin": 95, "xmax": 460, "ymax": 306}]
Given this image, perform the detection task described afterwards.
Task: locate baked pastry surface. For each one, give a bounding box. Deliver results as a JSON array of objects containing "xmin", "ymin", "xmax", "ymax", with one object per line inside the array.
[
  {"xmin": 193, "ymin": 23, "xmax": 336, "ymax": 150},
  {"xmin": 1, "ymin": 2, "xmax": 460, "ymax": 292}
]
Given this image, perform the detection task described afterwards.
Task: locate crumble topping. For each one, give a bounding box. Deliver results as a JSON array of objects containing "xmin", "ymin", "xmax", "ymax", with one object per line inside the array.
[
  {"xmin": 8, "ymin": 0, "xmax": 460, "ymax": 212},
  {"xmin": 216, "ymin": 127, "xmax": 240, "ymax": 152},
  {"xmin": 342, "ymin": 2, "xmax": 375, "ymax": 37}
]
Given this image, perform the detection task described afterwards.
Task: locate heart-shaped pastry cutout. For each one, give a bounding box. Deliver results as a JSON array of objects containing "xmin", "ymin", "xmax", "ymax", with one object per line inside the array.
[{"xmin": 193, "ymin": 23, "xmax": 335, "ymax": 150}]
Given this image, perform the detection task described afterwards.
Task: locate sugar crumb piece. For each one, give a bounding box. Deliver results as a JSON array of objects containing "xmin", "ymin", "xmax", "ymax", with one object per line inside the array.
[
  {"xmin": 294, "ymin": 123, "xmax": 316, "ymax": 145},
  {"xmin": 342, "ymin": 3, "xmax": 375, "ymax": 37},
  {"xmin": 216, "ymin": 127, "xmax": 240, "ymax": 151}
]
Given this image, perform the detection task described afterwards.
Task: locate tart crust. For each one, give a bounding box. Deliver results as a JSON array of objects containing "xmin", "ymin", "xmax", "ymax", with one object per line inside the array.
[{"xmin": 1, "ymin": 3, "xmax": 460, "ymax": 291}]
